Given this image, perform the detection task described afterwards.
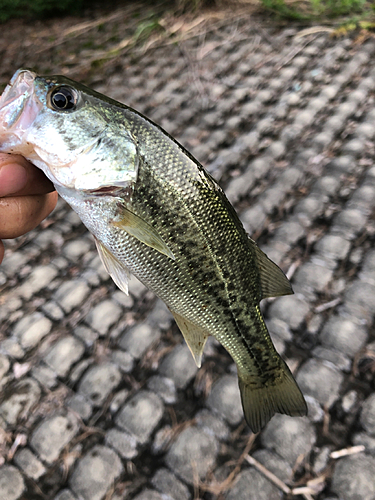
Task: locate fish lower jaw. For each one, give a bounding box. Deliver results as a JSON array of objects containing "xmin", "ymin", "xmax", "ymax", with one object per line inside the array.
[{"xmin": 0, "ymin": 136, "xmax": 35, "ymax": 158}]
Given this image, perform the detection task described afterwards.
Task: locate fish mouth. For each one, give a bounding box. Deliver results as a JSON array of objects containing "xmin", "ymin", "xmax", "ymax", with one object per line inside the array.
[{"xmin": 0, "ymin": 69, "xmax": 41, "ymax": 148}]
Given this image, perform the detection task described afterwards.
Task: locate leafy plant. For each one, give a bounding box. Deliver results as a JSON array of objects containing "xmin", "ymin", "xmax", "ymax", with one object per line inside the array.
[{"xmin": 0, "ymin": 0, "xmax": 84, "ymax": 22}]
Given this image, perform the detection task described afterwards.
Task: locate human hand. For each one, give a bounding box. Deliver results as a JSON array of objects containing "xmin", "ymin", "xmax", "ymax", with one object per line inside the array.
[{"xmin": 0, "ymin": 154, "xmax": 58, "ymax": 264}]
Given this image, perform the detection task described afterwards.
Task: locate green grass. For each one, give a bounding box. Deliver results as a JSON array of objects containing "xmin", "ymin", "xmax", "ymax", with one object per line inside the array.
[
  {"xmin": 0, "ymin": 0, "xmax": 373, "ymax": 24},
  {"xmin": 259, "ymin": 0, "xmax": 374, "ymax": 20}
]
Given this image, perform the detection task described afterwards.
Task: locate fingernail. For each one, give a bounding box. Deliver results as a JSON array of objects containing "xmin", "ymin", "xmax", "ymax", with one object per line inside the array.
[{"xmin": 0, "ymin": 162, "xmax": 28, "ymax": 196}]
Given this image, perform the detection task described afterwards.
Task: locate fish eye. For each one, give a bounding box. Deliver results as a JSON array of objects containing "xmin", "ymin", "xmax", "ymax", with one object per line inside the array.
[{"xmin": 50, "ymin": 86, "xmax": 77, "ymax": 111}]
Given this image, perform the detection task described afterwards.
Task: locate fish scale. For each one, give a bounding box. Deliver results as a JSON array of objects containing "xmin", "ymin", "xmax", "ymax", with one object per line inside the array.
[{"xmin": 0, "ymin": 69, "xmax": 307, "ymax": 432}]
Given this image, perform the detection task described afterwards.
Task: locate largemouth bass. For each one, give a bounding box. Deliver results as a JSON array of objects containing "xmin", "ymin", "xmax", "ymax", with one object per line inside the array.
[{"xmin": 0, "ymin": 69, "xmax": 307, "ymax": 432}]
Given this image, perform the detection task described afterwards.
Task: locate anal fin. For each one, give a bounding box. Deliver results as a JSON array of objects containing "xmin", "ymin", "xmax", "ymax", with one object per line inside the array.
[
  {"xmin": 94, "ymin": 237, "xmax": 130, "ymax": 295},
  {"xmin": 170, "ymin": 311, "xmax": 209, "ymax": 368}
]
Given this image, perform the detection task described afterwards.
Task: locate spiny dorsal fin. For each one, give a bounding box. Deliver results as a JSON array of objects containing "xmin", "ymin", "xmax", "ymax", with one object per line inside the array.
[
  {"xmin": 111, "ymin": 206, "xmax": 175, "ymax": 260},
  {"xmin": 94, "ymin": 237, "xmax": 130, "ymax": 295},
  {"xmin": 170, "ymin": 311, "xmax": 209, "ymax": 368},
  {"xmin": 249, "ymin": 239, "xmax": 293, "ymax": 299}
]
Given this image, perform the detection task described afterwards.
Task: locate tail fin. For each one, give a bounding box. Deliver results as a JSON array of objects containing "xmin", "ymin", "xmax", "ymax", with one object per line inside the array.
[{"xmin": 238, "ymin": 360, "xmax": 307, "ymax": 433}]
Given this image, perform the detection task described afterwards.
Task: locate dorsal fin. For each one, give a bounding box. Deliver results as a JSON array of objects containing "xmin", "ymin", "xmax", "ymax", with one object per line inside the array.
[
  {"xmin": 170, "ymin": 311, "xmax": 209, "ymax": 368},
  {"xmin": 249, "ymin": 239, "xmax": 293, "ymax": 299},
  {"xmin": 94, "ymin": 237, "xmax": 130, "ymax": 295}
]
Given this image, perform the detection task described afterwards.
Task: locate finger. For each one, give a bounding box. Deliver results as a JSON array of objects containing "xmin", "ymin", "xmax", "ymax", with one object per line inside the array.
[
  {"xmin": 0, "ymin": 241, "xmax": 4, "ymax": 265},
  {"xmin": 0, "ymin": 191, "xmax": 58, "ymax": 239},
  {"xmin": 0, "ymin": 154, "xmax": 55, "ymax": 197}
]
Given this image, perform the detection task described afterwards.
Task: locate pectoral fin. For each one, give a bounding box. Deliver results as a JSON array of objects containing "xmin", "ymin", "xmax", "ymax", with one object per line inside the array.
[
  {"xmin": 111, "ymin": 207, "xmax": 175, "ymax": 260},
  {"xmin": 94, "ymin": 237, "xmax": 130, "ymax": 295},
  {"xmin": 249, "ymin": 239, "xmax": 293, "ymax": 298},
  {"xmin": 170, "ymin": 311, "xmax": 209, "ymax": 368}
]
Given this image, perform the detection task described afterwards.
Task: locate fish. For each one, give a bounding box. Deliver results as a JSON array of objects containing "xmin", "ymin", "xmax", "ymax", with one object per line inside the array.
[{"xmin": 0, "ymin": 69, "xmax": 307, "ymax": 432}]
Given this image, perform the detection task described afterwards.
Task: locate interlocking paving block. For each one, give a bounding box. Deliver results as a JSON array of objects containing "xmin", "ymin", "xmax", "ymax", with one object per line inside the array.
[
  {"xmin": 54, "ymin": 280, "xmax": 90, "ymax": 313},
  {"xmin": 87, "ymin": 254, "xmax": 111, "ymax": 281},
  {"xmin": 67, "ymin": 394, "xmax": 93, "ymax": 421},
  {"xmin": 128, "ymin": 275, "xmax": 147, "ymax": 298},
  {"xmin": 54, "ymin": 489, "xmax": 78, "ymax": 500},
  {"xmin": 293, "ymin": 262, "xmax": 333, "ymax": 295},
  {"xmin": 18, "ymin": 264, "xmax": 59, "ymax": 299},
  {"xmin": 267, "ymin": 295, "xmax": 309, "ymax": 330},
  {"xmin": 109, "ymin": 389, "xmax": 129, "ymax": 414},
  {"xmin": 206, "ymin": 374, "xmax": 243, "ymax": 426},
  {"xmin": 33, "ymin": 228, "xmax": 63, "ymax": 249},
  {"xmin": 62, "ymin": 239, "xmax": 92, "ymax": 260},
  {"xmin": 147, "ymin": 375, "xmax": 177, "ymax": 404},
  {"xmin": 331, "ymin": 454, "xmax": 375, "ymax": 500},
  {"xmin": 112, "ymin": 289, "xmax": 134, "ymax": 309},
  {"xmin": 0, "ymin": 337, "xmax": 25, "ymax": 359},
  {"xmin": 341, "ymin": 390, "xmax": 358, "ymax": 413},
  {"xmin": 360, "ymin": 393, "xmax": 375, "ymax": 437},
  {"xmin": 353, "ymin": 433, "xmax": 375, "ymax": 456},
  {"xmin": 313, "ymin": 446, "xmax": 332, "ymax": 475},
  {"xmin": 159, "ymin": 344, "xmax": 198, "ymax": 389},
  {"xmin": 69, "ymin": 445, "xmax": 123, "ymax": 500},
  {"xmin": 1, "ymin": 251, "xmax": 28, "ymax": 277},
  {"xmin": 132, "ymin": 490, "xmax": 164, "ymax": 500},
  {"xmin": 31, "ymin": 363, "xmax": 58, "ymax": 388},
  {"xmin": 77, "ymin": 362, "xmax": 122, "ymax": 406},
  {"xmin": 319, "ymin": 316, "xmax": 368, "ymax": 357},
  {"xmin": 266, "ymin": 318, "xmax": 293, "ymax": 343},
  {"xmin": 165, "ymin": 426, "xmax": 219, "ymax": 484},
  {"xmin": 151, "ymin": 467, "xmax": 191, "ymax": 500},
  {"xmin": 14, "ymin": 447, "xmax": 46, "ymax": 480},
  {"xmin": 273, "ymin": 220, "xmax": 305, "ymax": 246},
  {"xmin": 315, "ymin": 234, "xmax": 351, "ymax": 262},
  {"xmin": 332, "ymin": 208, "xmax": 367, "ymax": 239},
  {"xmin": 42, "ymin": 300, "xmax": 65, "ymax": 321},
  {"xmin": 111, "ymin": 350, "xmax": 134, "ymax": 372},
  {"xmin": 105, "ymin": 428, "xmax": 138, "ymax": 459},
  {"xmin": 296, "ymin": 358, "xmax": 344, "ymax": 407},
  {"xmin": 252, "ymin": 449, "xmax": 293, "ymax": 483},
  {"xmin": 70, "ymin": 359, "xmax": 92, "ymax": 384},
  {"xmin": 13, "ymin": 312, "xmax": 52, "ymax": 350},
  {"xmin": 152, "ymin": 425, "xmax": 173, "ymax": 455},
  {"xmin": 119, "ymin": 323, "xmax": 160, "ymax": 359},
  {"xmin": 44, "ymin": 335, "xmax": 85, "ymax": 377},
  {"xmin": 0, "ymin": 293, "xmax": 21, "ymax": 322},
  {"xmin": 0, "ymin": 353, "xmax": 10, "ymax": 380},
  {"xmin": 225, "ymin": 467, "xmax": 281, "ymax": 500},
  {"xmin": 312, "ymin": 346, "xmax": 351, "ymax": 373},
  {"xmin": 86, "ymin": 299, "xmax": 122, "ymax": 335},
  {"xmin": 261, "ymin": 414, "xmax": 316, "ymax": 465},
  {"xmin": 147, "ymin": 299, "xmax": 174, "ymax": 329},
  {"xmin": 342, "ymin": 281, "xmax": 375, "ymax": 324},
  {"xmin": 115, "ymin": 390, "xmax": 164, "ymax": 444},
  {"xmin": 0, "ymin": 378, "xmax": 41, "ymax": 425},
  {"xmin": 195, "ymin": 409, "xmax": 230, "ymax": 441},
  {"xmin": 0, "ymin": 465, "xmax": 25, "ymax": 500},
  {"xmin": 240, "ymin": 205, "xmax": 267, "ymax": 234},
  {"xmin": 73, "ymin": 325, "xmax": 99, "ymax": 347},
  {"xmin": 30, "ymin": 412, "xmax": 80, "ymax": 465}
]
